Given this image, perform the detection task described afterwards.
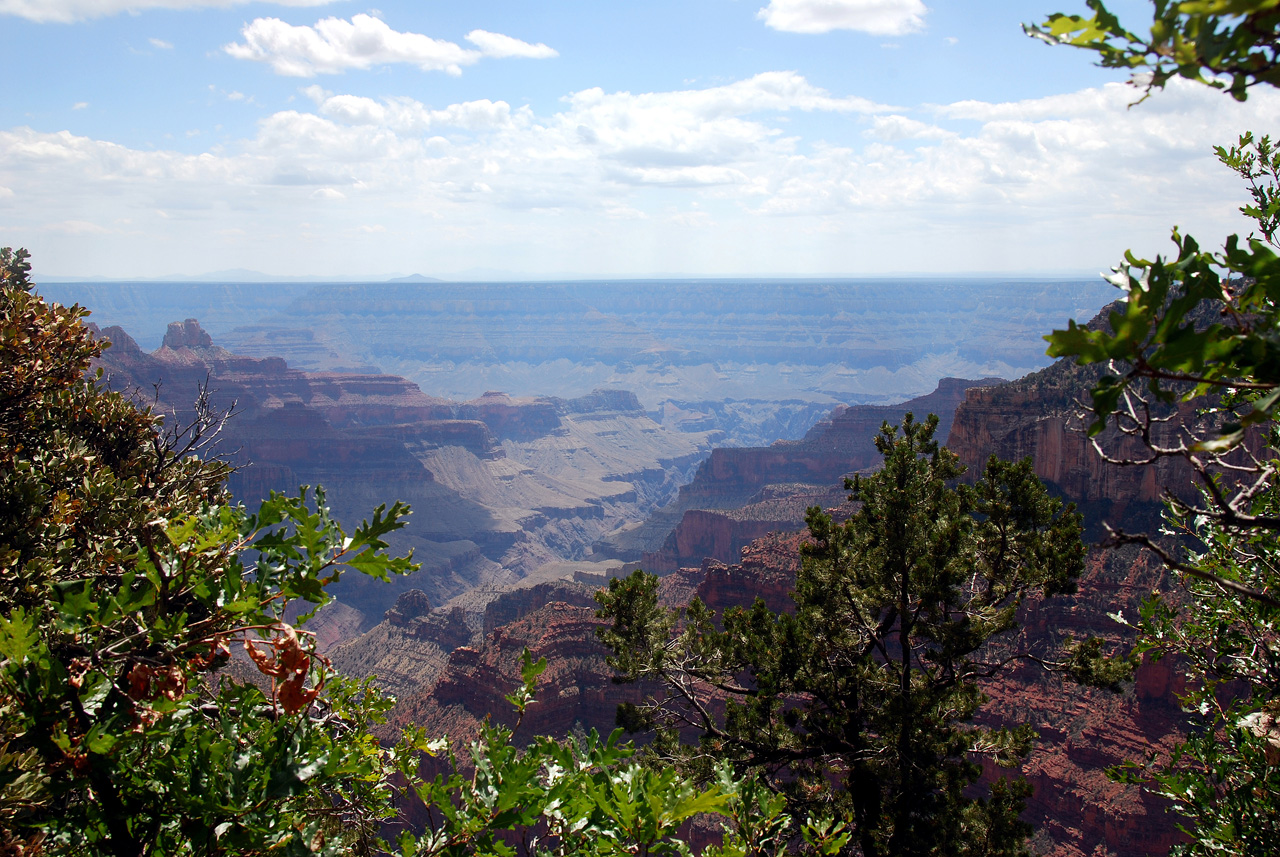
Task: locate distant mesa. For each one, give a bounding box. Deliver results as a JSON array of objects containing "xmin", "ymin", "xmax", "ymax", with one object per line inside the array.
[
  {"xmin": 163, "ymin": 318, "xmax": 213, "ymax": 350},
  {"xmin": 387, "ymin": 273, "xmax": 443, "ymax": 283},
  {"xmin": 153, "ymin": 318, "xmax": 239, "ymax": 365}
]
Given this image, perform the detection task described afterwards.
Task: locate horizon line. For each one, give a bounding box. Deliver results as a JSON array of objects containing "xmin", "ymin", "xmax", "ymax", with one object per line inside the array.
[{"xmin": 35, "ymin": 271, "xmax": 1112, "ymax": 284}]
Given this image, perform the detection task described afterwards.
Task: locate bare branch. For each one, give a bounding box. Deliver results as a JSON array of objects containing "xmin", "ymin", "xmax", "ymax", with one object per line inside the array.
[{"xmin": 1105, "ymin": 530, "xmax": 1280, "ymax": 608}]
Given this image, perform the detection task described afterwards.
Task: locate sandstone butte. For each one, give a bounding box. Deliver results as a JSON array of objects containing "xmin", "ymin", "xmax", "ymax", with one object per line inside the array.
[{"xmin": 97, "ymin": 310, "xmax": 1195, "ymax": 856}]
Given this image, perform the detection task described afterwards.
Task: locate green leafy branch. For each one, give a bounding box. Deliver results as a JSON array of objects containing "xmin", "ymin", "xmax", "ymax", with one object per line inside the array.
[{"xmin": 1026, "ymin": 0, "xmax": 1280, "ymax": 101}]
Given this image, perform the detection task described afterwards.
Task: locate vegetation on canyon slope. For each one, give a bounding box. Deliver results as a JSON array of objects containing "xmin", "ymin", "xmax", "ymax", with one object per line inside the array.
[
  {"xmin": 1033, "ymin": 1, "xmax": 1280, "ymax": 854},
  {"xmin": 596, "ymin": 414, "xmax": 1093, "ymax": 857}
]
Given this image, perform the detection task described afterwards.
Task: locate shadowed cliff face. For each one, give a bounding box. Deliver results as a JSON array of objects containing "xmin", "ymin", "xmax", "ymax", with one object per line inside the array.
[
  {"xmin": 675, "ymin": 376, "xmax": 1003, "ymax": 505},
  {"xmin": 599, "ymin": 377, "xmax": 1002, "ymax": 573},
  {"xmin": 946, "ymin": 351, "xmax": 1177, "ymax": 498},
  {"xmin": 89, "ymin": 320, "xmax": 721, "ymax": 630}
]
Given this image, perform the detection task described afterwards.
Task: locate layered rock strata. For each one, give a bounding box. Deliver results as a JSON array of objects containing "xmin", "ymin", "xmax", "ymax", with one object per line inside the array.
[
  {"xmin": 599, "ymin": 378, "xmax": 1001, "ymax": 570},
  {"xmin": 90, "ymin": 320, "xmax": 720, "ymax": 627}
]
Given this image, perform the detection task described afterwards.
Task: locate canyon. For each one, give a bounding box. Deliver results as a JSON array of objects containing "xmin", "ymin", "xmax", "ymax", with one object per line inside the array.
[
  {"xmin": 50, "ymin": 278, "xmax": 1113, "ymax": 446},
  {"xmin": 327, "ymin": 303, "xmax": 1192, "ymax": 857},
  {"xmin": 91, "ymin": 318, "xmax": 718, "ymax": 626},
  {"xmin": 75, "ymin": 284, "xmax": 1193, "ymax": 856}
]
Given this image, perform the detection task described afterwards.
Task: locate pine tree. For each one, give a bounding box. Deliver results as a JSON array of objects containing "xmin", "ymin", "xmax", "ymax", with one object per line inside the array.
[{"xmin": 597, "ymin": 414, "xmax": 1090, "ymax": 857}]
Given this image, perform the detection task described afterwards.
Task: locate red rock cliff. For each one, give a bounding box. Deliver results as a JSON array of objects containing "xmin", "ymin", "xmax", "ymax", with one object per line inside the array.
[{"xmin": 679, "ymin": 377, "xmax": 1001, "ymax": 508}]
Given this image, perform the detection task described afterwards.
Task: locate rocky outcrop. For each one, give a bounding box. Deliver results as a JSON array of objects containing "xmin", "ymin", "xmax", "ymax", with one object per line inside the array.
[
  {"xmin": 948, "ymin": 380, "xmax": 1197, "ymax": 510},
  {"xmin": 390, "ymin": 599, "xmax": 648, "ymax": 744},
  {"xmin": 640, "ymin": 484, "xmax": 844, "ymax": 574},
  {"xmin": 163, "ymin": 317, "xmax": 214, "ymax": 349},
  {"xmin": 557, "ymin": 389, "xmax": 645, "ymax": 416},
  {"xmin": 943, "ymin": 313, "xmax": 1192, "ymax": 538},
  {"xmin": 386, "ymin": 531, "xmax": 802, "ymax": 742},
  {"xmin": 91, "ymin": 320, "xmax": 721, "ymax": 626},
  {"xmin": 482, "ymin": 580, "xmax": 602, "ymax": 636},
  {"xmin": 674, "ymin": 377, "xmax": 1000, "ymax": 508},
  {"xmin": 455, "ymin": 392, "xmax": 563, "ymax": 441},
  {"xmin": 598, "ymin": 378, "xmax": 1000, "ymax": 567},
  {"xmin": 386, "ymin": 590, "xmax": 433, "ymax": 626},
  {"xmin": 688, "ymin": 530, "xmax": 805, "ymax": 615}
]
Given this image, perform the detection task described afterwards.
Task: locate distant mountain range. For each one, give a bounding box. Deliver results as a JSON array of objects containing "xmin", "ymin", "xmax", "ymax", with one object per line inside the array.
[
  {"xmin": 36, "ymin": 268, "xmax": 1108, "ymax": 283},
  {"xmin": 38, "ymin": 269, "xmax": 443, "ymax": 284}
]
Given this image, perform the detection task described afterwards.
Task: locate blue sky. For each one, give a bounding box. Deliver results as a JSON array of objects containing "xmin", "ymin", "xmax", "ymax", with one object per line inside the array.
[{"xmin": 1, "ymin": 0, "xmax": 1275, "ymax": 278}]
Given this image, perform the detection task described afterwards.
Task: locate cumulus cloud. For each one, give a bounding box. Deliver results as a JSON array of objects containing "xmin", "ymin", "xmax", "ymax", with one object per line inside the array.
[
  {"xmin": 540, "ymin": 72, "xmax": 892, "ymax": 190},
  {"xmin": 4, "ymin": 76, "xmax": 1276, "ymax": 276},
  {"xmin": 757, "ymin": 0, "xmax": 927, "ymax": 35},
  {"xmin": 864, "ymin": 114, "xmax": 952, "ymax": 141},
  {"xmin": 288, "ymin": 72, "xmax": 878, "ymax": 191},
  {"xmin": 312, "ymin": 92, "xmax": 515, "ymax": 132},
  {"xmin": 464, "ymin": 29, "xmax": 557, "ymax": 59},
  {"xmin": 224, "ymin": 14, "xmax": 557, "ymax": 77},
  {"xmin": 0, "ymin": 0, "xmax": 335, "ymax": 23}
]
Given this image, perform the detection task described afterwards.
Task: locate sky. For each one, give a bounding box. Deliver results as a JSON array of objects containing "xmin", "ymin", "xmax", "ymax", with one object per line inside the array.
[{"xmin": 1, "ymin": 0, "xmax": 1276, "ymax": 279}]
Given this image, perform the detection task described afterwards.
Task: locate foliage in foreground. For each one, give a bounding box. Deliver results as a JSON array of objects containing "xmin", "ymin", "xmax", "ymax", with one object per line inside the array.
[
  {"xmin": 1031, "ymin": 2, "xmax": 1280, "ymax": 853},
  {"xmin": 1027, "ymin": 0, "xmax": 1280, "ymax": 101},
  {"xmin": 597, "ymin": 414, "xmax": 1096, "ymax": 857},
  {"xmin": 0, "ymin": 245, "xmax": 424, "ymax": 854},
  {"xmin": 0, "ymin": 246, "xmax": 855, "ymax": 857},
  {"xmin": 402, "ymin": 652, "xmax": 852, "ymax": 857}
]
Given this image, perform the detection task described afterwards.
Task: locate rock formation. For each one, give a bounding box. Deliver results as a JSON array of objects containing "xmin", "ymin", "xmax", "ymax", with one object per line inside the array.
[
  {"xmin": 383, "ymin": 334, "xmax": 1197, "ymax": 856},
  {"xmin": 947, "ymin": 354, "xmax": 1181, "ymax": 535},
  {"xmin": 599, "ymin": 377, "xmax": 1001, "ymax": 570},
  {"xmin": 49, "ymin": 278, "xmax": 1115, "ymax": 445},
  {"xmin": 89, "ymin": 320, "xmax": 721, "ymax": 630}
]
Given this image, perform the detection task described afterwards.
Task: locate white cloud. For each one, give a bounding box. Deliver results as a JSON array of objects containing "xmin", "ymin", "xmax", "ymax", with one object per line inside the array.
[
  {"xmin": 864, "ymin": 114, "xmax": 952, "ymax": 141},
  {"xmin": 224, "ymin": 14, "xmax": 557, "ymax": 77},
  {"xmin": 313, "ymin": 92, "xmax": 514, "ymax": 132},
  {"xmin": 4, "ymin": 77, "xmax": 1276, "ymax": 276},
  {"xmin": 71, "ymin": 102, "xmax": 88, "ymax": 110},
  {"xmin": 757, "ymin": 0, "xmax": 927, "ymax": 35},
  {"xmin": 464, "ymin": 29, "xmax": 557, "ymax": 60},
  {"xmin": 544, "ymin": 72, "xmax": 891, "ymax": 191},
  {"xmin": 0, "ymin": 0, "xmax": 336, "ymax": 23},
  {"xmin": 45, "ymin": 219, "xmax": 112, "ymax": 234},
  {"xmin": 148, "ymin": 37, "xmax": 173, "ymax": 49}
]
